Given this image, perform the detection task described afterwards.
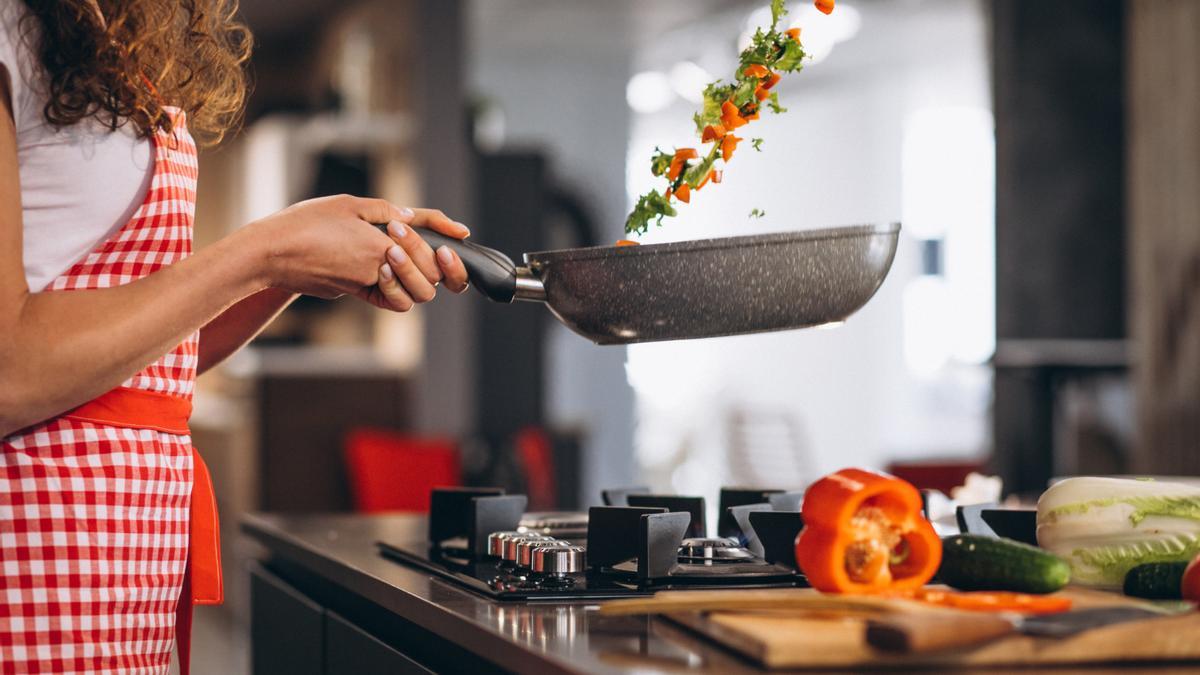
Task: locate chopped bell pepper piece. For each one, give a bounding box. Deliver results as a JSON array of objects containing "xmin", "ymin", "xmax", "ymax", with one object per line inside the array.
[
  {"xmin": 743, "ymin": 64, "xmax": 770, "ymax": 79},
  {"xmin": 673, "ymin": 148, "xmax": 699, "ymax": 160},
  {"xmin": 762, "ymin": 72, "xmax": 782, "ymax": 90},
  {"xmin": 615, "ymin": 239, "xmax": 640, "ymax": 247},
  {"xmin": 667, "ymin": 156, "xmax": 688, "ymax": 181},
  {"xmin": 754, "ymin": 86, "xmax": 769, "ymax": 101},
  {"xmin": 721, "ymin": 100, "xmax": 748, "ymax": 129},
  {"xmin": 675, "ymin": 182, "xmax": 691, "ymax": 203},
  {"xmin": 795, "ymin": 468, "xmax": 942, "ymax": 593},
  {"xmin": 786, "ymin": 27, "xmax": 802, "ymax": 42},
  {"xmin": 710, "ymin": 170, "xmax": 723, "ymax": 184},
  {"xmin": 701, "ymin": 124, "xmax": 726, "ymax": 142},
  {"xmin": 815, "ymin": 0, "xmax": 835, "ymax": 15},
  {"xmin": 721, "ymin": 135, "xmax": 742, "ymax": 162}
]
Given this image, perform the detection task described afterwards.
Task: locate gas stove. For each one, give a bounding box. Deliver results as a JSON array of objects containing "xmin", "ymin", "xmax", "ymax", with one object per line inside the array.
[{"xmin": 376, "ymin": 486, "xmax": 808, "ymax": 601}]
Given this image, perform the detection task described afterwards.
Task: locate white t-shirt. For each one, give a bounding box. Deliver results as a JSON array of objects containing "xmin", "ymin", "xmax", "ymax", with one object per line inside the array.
[{"xmin": 0, "ymin": 0, "xmax": 154, "ymax": 291}]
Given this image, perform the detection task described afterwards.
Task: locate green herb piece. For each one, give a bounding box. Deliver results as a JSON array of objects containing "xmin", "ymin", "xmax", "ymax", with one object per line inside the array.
[{"xmin": 750, "ymin": 208, "xmax": 766, "ymax": 219}]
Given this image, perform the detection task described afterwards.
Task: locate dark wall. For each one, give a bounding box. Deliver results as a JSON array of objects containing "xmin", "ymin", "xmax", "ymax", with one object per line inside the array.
[
  {"xmin": 992, "ymin": 0, "xmax": 1126, "ymax": 495},
  {"xmin": 993, "ymin": 0, "xmax": 1126, "ymax": 340}
]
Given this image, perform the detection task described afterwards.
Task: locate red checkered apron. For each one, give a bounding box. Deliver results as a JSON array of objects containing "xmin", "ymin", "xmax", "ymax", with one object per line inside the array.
[{"xmin": 1, "ymin": 110, "xmax": 220, "ymax": 674}]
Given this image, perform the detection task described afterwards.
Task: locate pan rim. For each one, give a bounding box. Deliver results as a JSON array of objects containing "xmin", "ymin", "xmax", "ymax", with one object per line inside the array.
[{"xmin": 524, "ymin": 222, "xmax": 900, "ymax": 264}]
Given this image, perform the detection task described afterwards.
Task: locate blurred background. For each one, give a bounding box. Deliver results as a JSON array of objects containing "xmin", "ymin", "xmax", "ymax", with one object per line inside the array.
[{"xmin": 186, "ymin": 0, "xmax": 1199, "ymax": 671}]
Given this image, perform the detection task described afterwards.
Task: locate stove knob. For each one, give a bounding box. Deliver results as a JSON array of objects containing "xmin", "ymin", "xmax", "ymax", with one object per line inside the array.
[
  {"xmin": 531, "ymin": 543, "xmax": 585, "ymax": 577},
  {"xmin": 502, "ymin": 534, "xmax": 552, "ymax": 563},
  {"xmin": 486, "ymin": 531, "xmax": 525, "ymax": 558},
  {"xmin": 515, "ymin": 537, "xmax": 560, "ymax": 568}
]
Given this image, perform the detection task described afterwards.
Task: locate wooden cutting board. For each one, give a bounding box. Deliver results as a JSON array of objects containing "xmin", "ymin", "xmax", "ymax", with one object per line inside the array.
[{"xmin": 648, "ymin": 589, "xmax": 1200, "ymax": 669}]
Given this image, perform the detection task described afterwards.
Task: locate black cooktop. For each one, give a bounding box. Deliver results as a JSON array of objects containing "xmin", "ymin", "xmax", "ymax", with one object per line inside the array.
[{"xmin": 377, "ymin": 487, "xmax": 809, "ymax": 601}]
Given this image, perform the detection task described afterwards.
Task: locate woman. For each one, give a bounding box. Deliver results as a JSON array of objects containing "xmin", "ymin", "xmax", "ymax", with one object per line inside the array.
[{"xmin": 0, "ymin": 0, "xmax": 469, "ymax": 671}]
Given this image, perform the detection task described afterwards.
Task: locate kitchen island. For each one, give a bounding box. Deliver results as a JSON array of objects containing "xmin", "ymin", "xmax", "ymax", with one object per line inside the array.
[{"xmin": 241, "ymin": 513, "xmax": 1195, "ymax": 674}]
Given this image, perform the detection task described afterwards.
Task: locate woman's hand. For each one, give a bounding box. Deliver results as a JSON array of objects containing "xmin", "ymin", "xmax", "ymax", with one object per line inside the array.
[
  {"xmin": 250, "ymin": 195, "xmax": 470, "ymax": 311},
  {"xmin": 362, "ymin": 207, "xmax": 471, "ymax": 312}
]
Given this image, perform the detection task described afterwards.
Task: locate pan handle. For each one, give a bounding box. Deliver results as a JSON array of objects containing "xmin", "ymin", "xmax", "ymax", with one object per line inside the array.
[{"xmin": 374, "ymin": 225, "xmax": 519, "ymax": 303}]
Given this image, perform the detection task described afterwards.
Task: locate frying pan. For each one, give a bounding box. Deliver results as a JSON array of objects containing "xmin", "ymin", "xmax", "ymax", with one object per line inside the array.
[{"xmin": 392, "ymin": 222, "xmax": 900, "ymax": 345}]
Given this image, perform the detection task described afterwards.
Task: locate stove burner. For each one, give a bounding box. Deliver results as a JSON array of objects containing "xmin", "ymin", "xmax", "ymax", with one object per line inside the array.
[
  {"xmin": 517, "ymin": 512, "xmax": 588, "ymax": 539},
  {"xmin": 677, "ymin": 537, "xmax": 757, "ymax": 564}
]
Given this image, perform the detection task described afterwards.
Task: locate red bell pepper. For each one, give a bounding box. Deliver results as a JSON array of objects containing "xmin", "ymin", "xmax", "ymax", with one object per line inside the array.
[{"xmin": 795, "ymin": 468, "xmax": 942, "ymax": 593}]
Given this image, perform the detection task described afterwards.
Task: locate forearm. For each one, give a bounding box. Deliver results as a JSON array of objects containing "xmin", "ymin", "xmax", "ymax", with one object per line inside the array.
[
  {"xmin": 0, "ymin": 226, "xmax": 268, "ymax": 435},
  {"xmin": 197, "ymin": 286, "xmax": 297, "ymax": 374}
]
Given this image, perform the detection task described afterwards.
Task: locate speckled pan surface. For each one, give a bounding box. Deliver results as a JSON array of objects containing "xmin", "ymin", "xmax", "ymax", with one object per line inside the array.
[{"xmin": 527, "ymin": 223, "xmax": 901, "ymax": 344}]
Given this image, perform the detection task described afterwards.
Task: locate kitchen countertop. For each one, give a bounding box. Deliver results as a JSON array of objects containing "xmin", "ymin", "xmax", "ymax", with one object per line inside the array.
[{"xmin": 241, "ymin": 512, "xmax": 1195, "ymax": 674}]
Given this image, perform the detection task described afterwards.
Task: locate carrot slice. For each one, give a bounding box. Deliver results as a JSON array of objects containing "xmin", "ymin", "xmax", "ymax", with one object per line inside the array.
[
  {"xmin": 815, "ymin": 0, "xmax": 835, "ymax": 15},
  {"xmin": 675, "ymin": 182, "xmax": 691, "ymax": 204},
  {"xmin": 743, "ymin": 64, "xmax": 769, "ymax": 79},
  {"xmin": 701, "ymin": 124, "xmax": 726, "ymax": 142}
]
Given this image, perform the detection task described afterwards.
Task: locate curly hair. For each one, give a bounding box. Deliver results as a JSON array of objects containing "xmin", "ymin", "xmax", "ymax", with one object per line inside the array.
[{"xmin": 18, "ymin": 0, "xmax": 252, "ymax": 147}]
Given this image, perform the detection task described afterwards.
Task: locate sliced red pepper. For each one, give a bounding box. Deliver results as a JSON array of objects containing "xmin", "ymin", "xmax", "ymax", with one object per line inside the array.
[
  {"xmin": 786, "ymin": 27, "xmax": 802, "ymax": 42},
  {"xmin": 721, "ymin": 135, "xmax": 742, "ymax": 162},
  {"xmin": 673, "ymin": 148, "xmax": 699, "ymax": 160},
  {"xmin": 675, "ymin": 182, "xmax": 691, "ymax": 204},
  {"xmin": 743, "ymin": 64, "xmax": 770, "ymax": 79},
  {"xmin": 762, "ymin": 72, "xmax": 782, "ymax": 90},
  {"xmin": 909, "ymin": 589, "xmax": 1072, "ymax": 615},
  {"xmin": 754, "ymin": 86, "xmax": 769, "ymax": 101},
  {"xmin": 701, "ymin": 124, "xmax": 726, "ymax": 142},
  {"xmin": 815, "ymin": 0, "xmax": 835, "ymax": 15},
  {"xmin": 795, "ymin": 468, "xmax": 942, "ymax": 593},
  {"xmin": 664, "ymin": 188, "xmax": 673, "ymax": 201},
  {"xmin": 721, "ymin": 100, "xmax": 748, "ymax": 129}
]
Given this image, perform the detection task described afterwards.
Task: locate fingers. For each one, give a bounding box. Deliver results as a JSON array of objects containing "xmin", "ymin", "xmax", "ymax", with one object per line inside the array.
[
  {"xmin": 385, "ymin": 220, "xmax": 441, "ymax": 285},
  {"xmin": 374, "ymin": 263, "xmax": 414, "ymax": 312},
  {"xmin": 409, "ymin": 208, "xmax": 471, "ymax": 239},
  {"xmin": 347, "ymin": 196, "xmax": 413, "ymax": 229},
  {"xmin": 386, "ymin": 243, "xmax": 437, "ymax": 303},
  {"xmin": 436, "ymin": 245, "xmax": 470, "ymax": 294}
]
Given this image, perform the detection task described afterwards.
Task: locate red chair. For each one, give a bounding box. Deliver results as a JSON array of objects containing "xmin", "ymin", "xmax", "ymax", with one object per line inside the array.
[
  {"xmin": 343, "ymin": 428, "xmax": 461, "ymax": 513},
  {"xmin": 514, "ymin": 426, "xmax": 556, "ymax": 510}
]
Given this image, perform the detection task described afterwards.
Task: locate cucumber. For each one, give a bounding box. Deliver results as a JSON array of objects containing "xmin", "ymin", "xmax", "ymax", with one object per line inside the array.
[
  {"xmin": 938, "ymin": 534, "xmax": 1070, "ymax": 594},
  {"xmin": 1123, "ymin": 562, "xmax": 1187, "ymax": 599}
]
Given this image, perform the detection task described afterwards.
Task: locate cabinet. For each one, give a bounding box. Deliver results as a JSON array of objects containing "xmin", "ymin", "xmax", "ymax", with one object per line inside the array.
[
  {"xmin": 250, "ymin": 566, "xmax": 324, "ymax": 675},
  {"xmin": 250, "ymin": 566, "xmax": 433, "ymax": 675}
]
